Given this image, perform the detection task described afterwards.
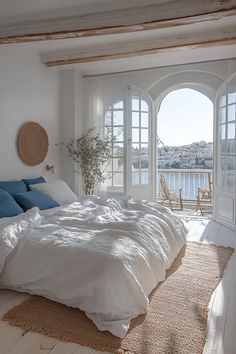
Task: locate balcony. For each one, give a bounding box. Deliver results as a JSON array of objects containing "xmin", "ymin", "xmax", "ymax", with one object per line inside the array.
[{"xmin": 157, "ymin": 168, "xmax": 213, "ymax": 216}]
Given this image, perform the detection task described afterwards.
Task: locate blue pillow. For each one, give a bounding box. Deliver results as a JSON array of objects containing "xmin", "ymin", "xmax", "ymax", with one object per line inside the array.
[
  {"xmin": 22, "ymin": 176, "xmax": 46, "ymax": 191},
  {"xmin": 0, "ymin": 189, "xmax": 23, "ymax": 218},
  {"xmin": 0, "ymin": 180, "xmax": 27, "ymax": 195},
  {"xmin": 13, "ymin": 190, "xmax": 59, "ymax": 211}
]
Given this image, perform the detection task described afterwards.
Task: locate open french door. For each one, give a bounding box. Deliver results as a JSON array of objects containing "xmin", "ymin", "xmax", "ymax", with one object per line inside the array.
[
  {"xmin": 214, "ymin": 72, "xmax": 236, "ymax": 230},
  {"xmin": 102, "ymin": 86, "xmax": 154, "ymax": 200},
  {"xmin": 126, "ymin": 86, "xmax": 154, "ymax": 200}
]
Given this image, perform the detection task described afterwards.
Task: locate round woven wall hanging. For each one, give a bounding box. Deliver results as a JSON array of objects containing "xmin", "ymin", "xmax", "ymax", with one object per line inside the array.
[{"xmin": 18, "ymin": 122, "xmax": 49, "ymax": 166}]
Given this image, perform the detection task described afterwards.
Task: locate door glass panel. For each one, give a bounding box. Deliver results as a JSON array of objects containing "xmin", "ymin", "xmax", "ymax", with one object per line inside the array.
[
  {"xmin": 141, "ymin": 100, "xmax": 148, "ymax": 112},
  {"xmin": 227, "ymin": 156, "xmax": 235, "ymax": 171},
  {"xmin": 226, "ymin": 172, "xmax": 235, "ymax": 188},
  {"xmin": 228, "ymin": 85, "xmax": 236, "ymax": 104},
  {"xmin": 113, "ymin": 143, "xmax": 124, "ymax": 157},
  {"xmin": 113, "ymin": 158, "xmax": 123, "ymax": 172},
  {"xmin": 220, "ymin": 124, "xmax": 226, "ymax": 139},
  {"xmin": 141, "ymin": 129, "xmax": 148, "ymax": 142},
  {"xmin": 113, "ymin": 172, "xmax": 124, "ymax": 186},
  {"xmin": 105, "ymin": 111, "xmax": 112, "ymax": 125},
  {"xmin": 114, "ymin": 101, "xmax": 124, "ymax": 109},
  {"xmin": 132, "ymin": 172, "xmax": 140, "ymax": 185},
  {"xmin": 228, "ymin": 104, "xmax": 236, "ymax": 122},
  {"xmin": 227, "ymin": 140, "xmax": 235, "ymax": 154},
  {"xmin": 141, "ymin": 113, "xmax": 148, "ymax": 127},
  {"xmin": 220, "ymin": 140, "xmax": 225, "ymax": 154},
  {"xmin": 141, "ymin": 171, "xmax": 149, "ymax": 184},
  {"xmin": 220, "ymin": 107, "xmax": 226, "ymax": 124},
  {"xmin": 132, "ymin": 98, "xmax": 139, "ymax": 111},
  {"xmin": 227, "ymin": 122, "xmax": 235, "ymax": 140},
  {"xmin": 220, "ymin": 95, "xmax": 226, "ymax": 107},
  {"xmin": 132, "ymin": 112, "xmax": 139, "ymax": 127},
  {"xmin": 104, "ymin": 101, "xmax": 124, "ymax": 191},
  {"xmin": 132, "ymin": 128, "xmax": 139, "ymax": 142},
  {"xmin": 113, "ymin": 110, "xmax": 124, "ymax": 125},
  {"xmin": 114, "ymin": 127, "xmax": 123, "ymax": 141}
]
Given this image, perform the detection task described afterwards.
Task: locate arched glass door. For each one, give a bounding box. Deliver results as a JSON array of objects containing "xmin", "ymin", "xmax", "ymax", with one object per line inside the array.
[
  {"xmin": 103, "ymin": 86, "xmax": 153, "ymax": 200},
  {"xmin": 127, "ymin": 86, "xmax": 153, "ymax": 200},
  {"xmin": 214, "ymin": 73, "xmax": 236, "ymax": 230}
]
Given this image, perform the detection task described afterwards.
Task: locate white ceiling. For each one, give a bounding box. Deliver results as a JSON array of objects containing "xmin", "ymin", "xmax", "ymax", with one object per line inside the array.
[{"xmin": 0, "ymin": 0, "xmax": 236, "ymax": 76}]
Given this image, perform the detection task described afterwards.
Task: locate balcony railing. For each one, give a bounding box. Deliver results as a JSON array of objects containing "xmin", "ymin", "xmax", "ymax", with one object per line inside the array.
[{"xmin": 157, "ymin": 168, "xmax": 213, "ymax": 200}]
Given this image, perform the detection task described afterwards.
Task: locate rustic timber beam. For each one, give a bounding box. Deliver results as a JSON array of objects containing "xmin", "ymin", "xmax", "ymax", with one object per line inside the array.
[
  {"xmin": 42, "ymin": 28, "xmax": 236, "ymax": 66},
  {"xmin": 0, "ymin": 0, "xmax": 236, "ymax": 44}
]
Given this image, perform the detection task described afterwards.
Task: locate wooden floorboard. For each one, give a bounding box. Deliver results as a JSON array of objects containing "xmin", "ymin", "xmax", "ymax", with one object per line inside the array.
[{"xmin": 0, "ymin": 219, "xmax": 235, "ymax": 354}]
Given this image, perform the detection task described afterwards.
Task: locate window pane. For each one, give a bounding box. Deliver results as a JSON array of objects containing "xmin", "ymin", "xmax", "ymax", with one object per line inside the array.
[
  {"xmin": 113, "ymin": 143, "xmax": 124, "ymax": 157},
  {"xmin": 220, "ymin": 124, "xmax": 226, "ymax": 140},
  {"xmin": 132, "ymin": 148, "xmax": 140, "ymax": 170},
  {"xmin": 227, "ymin": 140, "xmax": 235, "ymax": 154},
  {"xmin": 227, "ymin": 172, "xmax": 235, "ymax": 188},
  {"xmin": 132, "ymin": 143, "xmax": 139, "ymax": 150},
  {"xmin": 132, "ymin": 97, "xmax": 139, "ymax": 111},
  {"xmin": 105, "ymin": 111, "xmax": 112, "ymax": 125},
  {"xmin": 141, "ymin": 171, "xmax": 148, "ymax": 184},
  {"xmin": 227, "ymin": 156, "xmax": 235, "ymax": 171},
  {"xmin": 132, "ymin": 112, "xmax": 139, "ymax": 127},
  {"xmin": 141, "ymin": 100, "xmax": 148, "ymax": 112},
  {"xmin": 105, "ymin": 126, "xmax": 112, "ymax": 137},
  {"xmin": 227, "ymin": 122, "xmax": 235, "ymax": 140},
  {"xmin": 141, "ymin": 129, "xmax": 148, "ymax": 142},
  {"xmin": 112, "ymin": 158, "xmax": 124, "ymax": 172},
  {"xmin": 103, "ymin": 173, "xmax": 112, "ymax": 186},
  {"xmin": 220, "ymin": 107, "xmax": 226, "ymax": 123},
  {"xmin": 140, "ymin": 144, "xmax": 148, "ymax": 169},
  {"xmin": 105, "ymin": 160, "xmax": 112, "ymax": 172},
  {"xmin": 113, "ymin": 110, "xmax": 123, "ymax": 125},
  {"xmin": 228, "ymin": 104, "xmax": 236, "ymax": 122},
  {"xmin": 132, "ymin": 172, "xmax": 140, "ymax": 185},
  {"xmin": 113, "ymin": 172, "xmax": 124, "ymax": 186},
  {"xmin": 141, "ymin": 112, "xmax": 148, "ymax": 127},
  {"xmin": 113, "ymin": 101, "xmax": 123, "ymax": 109},
  {"xmin": 220, "ymin": 95, "xmax": 226, "ymax": 107},
  {"xmin": 132, "ymin": 128, "xmax": 139, "ymax": 142},
  {"xmin": 228, "ymin": 90, "xmax": 236, "ymax": 105},
  {"xmin": 113, "ymin": 127, "xmax": 123, "ymax": 141}
]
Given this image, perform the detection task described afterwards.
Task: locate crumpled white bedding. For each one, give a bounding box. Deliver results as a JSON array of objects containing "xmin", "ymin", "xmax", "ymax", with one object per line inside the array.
[{"xmin": 0, "ymin": 196, "xmax": 187, "ymax": 338}]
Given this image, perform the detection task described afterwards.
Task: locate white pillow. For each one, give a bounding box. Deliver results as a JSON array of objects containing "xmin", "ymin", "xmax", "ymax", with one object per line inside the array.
[{"xmin": 30, "ymin": 179, "xmax": 78, "ymax": 205}]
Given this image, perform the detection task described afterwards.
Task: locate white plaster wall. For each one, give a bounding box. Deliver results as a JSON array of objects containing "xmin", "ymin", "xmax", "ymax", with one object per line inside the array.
[{"xmin": 0, "ymin": 44, "xmax": 60, "ymax": 181}]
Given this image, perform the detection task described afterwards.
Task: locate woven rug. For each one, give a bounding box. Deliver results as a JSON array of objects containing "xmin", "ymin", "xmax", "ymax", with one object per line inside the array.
[{"xmin": 3, "ymin": 242, "xmax": 234, "ymax": 354}]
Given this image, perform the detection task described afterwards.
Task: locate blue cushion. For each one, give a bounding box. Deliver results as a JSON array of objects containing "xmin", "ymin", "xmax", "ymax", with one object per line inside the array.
[
  {"xmin": 0, "ymin": 180, "xmax": 27, "ymax": 195},
  {"xmin": 22, "ymin": 176, "xmax": 46, "ymax": 191},
  {"xmin": 0, "ymin": 189, "xmax": 23, "ymax": 218},
  {"xmin": 13, "ymin": 190, "xmax": 59, "ymax": 211}
]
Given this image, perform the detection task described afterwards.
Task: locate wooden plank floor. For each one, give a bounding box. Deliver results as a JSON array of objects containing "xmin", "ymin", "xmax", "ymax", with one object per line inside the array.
[{"xmin": 0, "ymin": 218, "xmax": 235, "ymax": 354}]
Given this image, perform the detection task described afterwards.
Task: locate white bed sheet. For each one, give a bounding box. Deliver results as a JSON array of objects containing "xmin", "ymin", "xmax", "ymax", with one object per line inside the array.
[{"xmin": 0, "ymin": 196, "xmax": 187, "ymax": 338}]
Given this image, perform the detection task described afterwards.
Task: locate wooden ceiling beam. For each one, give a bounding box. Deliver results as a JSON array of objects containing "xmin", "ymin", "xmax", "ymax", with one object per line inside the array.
[
  {"xmin": 42, "ymin": 28, "xmax": 236, "ymax": 67},
  {"xmin": 1, "ymin": 0, "xmax": 236, "ymax": 44}
]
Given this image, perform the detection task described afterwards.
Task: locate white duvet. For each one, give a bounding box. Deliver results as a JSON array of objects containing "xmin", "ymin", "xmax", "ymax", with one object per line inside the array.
[{"xmin": 0, "ymin": 196, "xmax": 187, "ymax": 338}]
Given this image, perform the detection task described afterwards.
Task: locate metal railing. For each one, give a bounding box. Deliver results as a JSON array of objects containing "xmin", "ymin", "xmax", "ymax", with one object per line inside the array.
[{"xmin": 157, "ymin": 169, "xmax": 213, "ymax": 200}]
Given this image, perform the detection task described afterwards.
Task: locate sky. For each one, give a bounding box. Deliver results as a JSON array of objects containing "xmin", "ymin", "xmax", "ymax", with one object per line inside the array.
[{"xmin": 157, "ymin": 88, "xmax": 213, "ymax": 146}]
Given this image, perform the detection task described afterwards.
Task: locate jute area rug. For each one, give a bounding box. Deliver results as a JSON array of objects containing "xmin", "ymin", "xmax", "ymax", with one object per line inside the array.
[{"xmin": 3, "ymin": 242, "xmax": 234, "ymax": 354}]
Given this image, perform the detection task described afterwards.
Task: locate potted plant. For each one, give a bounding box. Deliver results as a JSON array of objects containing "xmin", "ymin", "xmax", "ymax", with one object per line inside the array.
[{"xmin": 65, "ymin": 128, "xmax": 115, "ymax": 195}]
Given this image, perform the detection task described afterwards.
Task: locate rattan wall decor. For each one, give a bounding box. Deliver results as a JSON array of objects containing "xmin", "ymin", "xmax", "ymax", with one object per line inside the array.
[{"xmin": 17, "ymin": 122, "xmax": 49, "ymax": 166}]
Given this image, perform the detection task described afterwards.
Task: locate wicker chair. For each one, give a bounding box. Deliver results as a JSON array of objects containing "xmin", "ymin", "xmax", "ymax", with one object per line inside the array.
[
  {"xmin": 159, "ymin": 174, "xmax": 183, "ymax": 212},
  {"xmin": 196, "ymin": 172, "xmax": 213, "ymax": 215}
]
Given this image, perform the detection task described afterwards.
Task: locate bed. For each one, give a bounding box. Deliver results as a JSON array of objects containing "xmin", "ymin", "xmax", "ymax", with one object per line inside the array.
[{"xmin": 0, "ymin": 179, "xmax": 187, "ymax": 338}]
